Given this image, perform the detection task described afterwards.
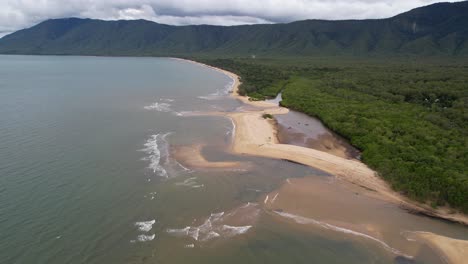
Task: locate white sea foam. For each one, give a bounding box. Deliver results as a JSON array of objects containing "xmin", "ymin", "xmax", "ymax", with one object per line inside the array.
[
  {"xmin": 141, "ymin": 133, "xmax": 171, "ymax": 177},
  {"xmin": 271, "ymin": 193, "xmax": 279, "ymax": 203},
  {"xmin": 144, "ymin": 102, "xmax": 172, "ymax": 112},
  {"xmin": 135, "ymin": 234, "xmax": 155, "ymax": 242},
  {"xmin": 173, "ymin": 111, "xmax": 193, "ymax": 117},
  {"xmin": 140, "ymin": 132, "xmax": 193, "ymax": 178},
  {"xmin": 229, "ymin": 118, "xmax": 236, "ymax": 142},
  {"xmin": 175, "ymin": 177, "xmax": 203, "ymax": 188},
  {"xmin": 210, "ymin": 212, "xmax": 225, "ymax": 221},
  {"xmin": 167, "ymin": 227, "xmax": 191, "ymax": 236},
  {"xmin": 198, "ymin": 75, "xmax": 235, "ymax": 100},
  {"xmin": 197, "ymin": 95, "xmax": 214, "ymax": 100},
  {"xmin": 144, "ymin": 98, "xmax": 183, "ymax": 116},
  {"xmin": 275, "ymin": 211, "xmax": 412, "ymax": 258},
  {"xmin": 188, "ymin": 228, "xmax": 201, "ymax": 241},
  {"xmin": 202, "ymin": 231, "xmax": 221, "ymax": 241},
  {"xmin": 222, "ymin": 225, "xmax": 252, "ymax": 236},
  {"xmin": 167, "ymin": 209, "xmax": 255, "ymax": 242},
  {"xmin": 167, "ymin": 226, "xmax": 202, "ymax": 240},
  {"xmin": 135, "ymin": 220, "xmax": 156, "ymax": 232},
  {"xmin": 175, "ymin": 177, "xmax": 198, "ymax": 187}
]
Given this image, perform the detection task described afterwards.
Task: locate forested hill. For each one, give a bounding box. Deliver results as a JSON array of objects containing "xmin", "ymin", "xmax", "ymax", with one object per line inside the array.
[{"xmin": 1, "ymin": 1, "xmax": 468, "ymax": 56}]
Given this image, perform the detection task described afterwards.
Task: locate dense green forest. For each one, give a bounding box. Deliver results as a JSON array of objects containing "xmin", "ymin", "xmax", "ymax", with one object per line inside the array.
[{"xmin": 201, "ymin": 57, "xmax": 468, "ymax": 213}]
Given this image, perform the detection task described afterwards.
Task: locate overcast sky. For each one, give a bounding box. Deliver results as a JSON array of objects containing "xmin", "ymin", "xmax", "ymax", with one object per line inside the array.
[{"xmin": 0, "ymin": 0, "xmax": 464, "ymax": 36}]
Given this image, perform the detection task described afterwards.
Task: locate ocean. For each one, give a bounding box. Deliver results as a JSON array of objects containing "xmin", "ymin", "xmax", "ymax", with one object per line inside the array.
[{"xmin": 0, "ymin": 55, "xmax": 466, "ymax": 264}]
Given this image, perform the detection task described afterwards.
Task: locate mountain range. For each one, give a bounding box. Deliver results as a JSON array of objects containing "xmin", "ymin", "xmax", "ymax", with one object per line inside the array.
[{"xmin": 0, "ymin": 1, "xmax": 467, "ymax": 56}]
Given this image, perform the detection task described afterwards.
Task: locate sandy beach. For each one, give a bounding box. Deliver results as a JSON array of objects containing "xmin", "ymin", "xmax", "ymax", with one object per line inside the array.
[
  {"xmin": 176, "ymin": 58, "xmax": 468, "ymax": 263},
  {"xmin": 177, "ymin": 57, "xmax": 468, "ymax": 225},
  {"xmin": 171, "ymin": 144, "xmax": 251, "ymax": 170},
  {"xmin": 226, "ymin": 64, "xmax": 468, "ymax": 224},
  {"xmin": 414, "ymin": 232, "xmax": 468, "ymax": 264}
]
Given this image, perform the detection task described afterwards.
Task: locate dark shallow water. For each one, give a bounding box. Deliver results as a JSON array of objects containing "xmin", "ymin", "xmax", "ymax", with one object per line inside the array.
[{"xmin": 0, "ymin": 55, "xmax": 466, "ymax": 264}]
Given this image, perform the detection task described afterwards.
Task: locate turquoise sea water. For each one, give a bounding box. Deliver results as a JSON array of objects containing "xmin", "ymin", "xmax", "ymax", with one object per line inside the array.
[{"xmin": 0, "ymin": 55, "xmax": 466, "ymax": 264}]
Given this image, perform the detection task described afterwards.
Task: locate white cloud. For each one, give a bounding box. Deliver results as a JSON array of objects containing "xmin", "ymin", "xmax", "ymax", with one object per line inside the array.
[{"xmin": 0, "ymin": 0, "xmax": 464, "ymax": 36}]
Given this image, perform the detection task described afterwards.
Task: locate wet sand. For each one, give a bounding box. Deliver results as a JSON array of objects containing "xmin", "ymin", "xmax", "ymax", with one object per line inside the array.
[
  {"xmin": 275, "ymin": 110, "xmax": 360, "ymax": 159},
  {"xmin": 228, "ymin": 110, "xmax": 404, "ymax": 203},
  {"xmin": 171, "ymin": 144, "xmax": 250, "ymax": 170},
  {"xmin": 259, "ymin": 177, "xmax": 454, "ymax": 260},
  {"xmin": 225, "ymin": 68, "xmax": 468, "ymax": 226},
  {"xmin": 177, "ymin": 57, "xmax": 468, "ymax": 224},
  {"xmin": 177, "ymin": 58, "xmax": 468, "ymax": 262},
  {"xmin": 414, "ymin": 232, "xmax": 468, "ymax": 264}
]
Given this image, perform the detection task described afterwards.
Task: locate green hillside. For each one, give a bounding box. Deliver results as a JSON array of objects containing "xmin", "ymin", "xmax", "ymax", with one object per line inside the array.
[{"xmin": 0, "ymin": 1, "xmax": 467, "ymax": 56}]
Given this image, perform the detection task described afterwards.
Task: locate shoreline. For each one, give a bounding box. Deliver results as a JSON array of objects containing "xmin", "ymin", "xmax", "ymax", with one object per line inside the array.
[
  {"xmin": 173, "ymin": 57, "xmax": 468, "ymax": 263},
  {"xmin": 176, "ymin": 57, "xmax": 468, "ymax": 226},
  {"xmin": 413, "ymin": 232, "xmax": 468, "ymax": 264},
  {"xmin": 171, "ymin": 144, "xmax": 251, "ymax": 170}
]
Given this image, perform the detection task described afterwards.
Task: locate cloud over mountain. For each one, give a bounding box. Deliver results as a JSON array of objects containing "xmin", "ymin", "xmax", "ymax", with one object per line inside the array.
[{"xmin": 0, "ymin": 0, "xmax": 464, "ymax": 36}]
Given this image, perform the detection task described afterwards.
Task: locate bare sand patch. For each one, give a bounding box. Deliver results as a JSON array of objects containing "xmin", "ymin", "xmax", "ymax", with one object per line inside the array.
[
  {"xmin": 413, "ymin": 232, "xmax": 468, "ymax": 264},
  {"xmin": 175, "ymin": 58, "xmax": 468, "ymax": 262},
  {"xmin": 172, "ymin": 144, "xmax": 249, "ymax": 170},
  {"xmin": 177, "ymin": 57, "xmax": 468, "ymax": 226}
]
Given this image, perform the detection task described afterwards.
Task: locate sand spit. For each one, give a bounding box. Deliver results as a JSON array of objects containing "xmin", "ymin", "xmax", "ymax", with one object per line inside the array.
[
  {"xmin": 175, "ymin": 57, "xmax": 468, "ymax": 262},
  {"xmin": 171, "ymin": 144, "xmax": 250, "ymax": 170},
  {"xmin": 175, "ymin": 57, "xmax": 468, "ymax": 226},
  {"xmin": 228, "ymin": 89, "xmax": 468, "ymax": 226},
  {"xmin": 229, "ymin": 110, "xmax": 404, "ymax": 202},
  {"xmin": 413, "ymin": 232, "xmax": 468, "ymax": 264}
]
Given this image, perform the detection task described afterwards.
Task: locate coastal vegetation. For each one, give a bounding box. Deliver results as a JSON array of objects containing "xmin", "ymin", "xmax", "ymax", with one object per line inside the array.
[{"xmin": 201, "ymin": 57, "xmax": 468, "ymax": 213}]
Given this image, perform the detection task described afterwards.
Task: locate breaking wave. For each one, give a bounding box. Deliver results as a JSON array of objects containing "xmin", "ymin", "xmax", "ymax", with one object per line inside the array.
[
  {"xmin": 135, "ymin": 220, "xmax": 156, "ymax": 232},
  {"xmin": 140, "ymin": 132, "xmax": 192, "ymax": 179},
  {"xmin": 144, "ymin": 102, "xmax": 172, "ymax": 112},
  {"xmin": 198, "ymin": 76, "xmax": 234, "ymax": 100},
  {"xmin": 275, "ymin": 211, "xmax": 412, "ymax": 258},
  {"xmin": 221, "ymin": 225, "xmax": 252, "ymax": 236},
  {"xmin": 131, "ymin": 234, "xmax": 156, "ymax": 243},
  {"xmin": 141, "ymin": 133, "xmax": 172, "ymax": 177},
  {"xmin": 144, "ymin": 98, "xmax": 182, "ymax": 115},
  {"xmin": 175, "ymin": 177, "xmax": 204, "ymax": 188},
  {"xmin": 167, "ymin": 203, "xmax": 259, "ymax": 243},
  {"xmin": 131, "ymin": 219, "xmax": 157, "ymax": 243}
]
